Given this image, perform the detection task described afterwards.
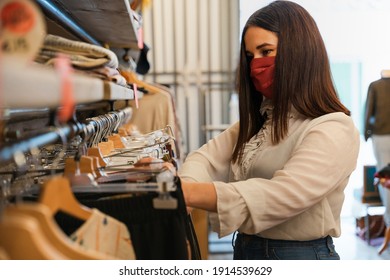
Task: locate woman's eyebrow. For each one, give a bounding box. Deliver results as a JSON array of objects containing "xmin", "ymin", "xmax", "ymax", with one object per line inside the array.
[{"xmin": 255, "ymin": 42, "xmax": 274, "ymax": 50}]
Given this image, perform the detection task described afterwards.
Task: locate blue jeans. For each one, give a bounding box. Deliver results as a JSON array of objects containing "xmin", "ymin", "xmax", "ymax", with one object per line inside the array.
[{"xmin": 233, "ymin": 233, "xmax": 340, "ymax": 260}]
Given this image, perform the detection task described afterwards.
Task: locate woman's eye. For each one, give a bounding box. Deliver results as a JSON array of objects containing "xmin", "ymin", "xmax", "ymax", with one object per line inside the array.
[{"xmin": 262, "ymin": 49, "xmax": 273, "ymax": 56}]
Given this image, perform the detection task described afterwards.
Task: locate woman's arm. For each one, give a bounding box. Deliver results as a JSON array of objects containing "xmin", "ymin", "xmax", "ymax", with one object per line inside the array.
[
  {"xmin": 179, "ymin": 122, "xmax": 239, "ymax": 182},
  {"xmin": 182, "ymin": 181, "xmax": 217, "ymax": 212}
]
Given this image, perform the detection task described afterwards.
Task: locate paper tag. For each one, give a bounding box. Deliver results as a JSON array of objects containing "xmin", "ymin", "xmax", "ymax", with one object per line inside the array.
[
  {"xmin": 0, "ymin": 0, "xmax": 46, "ymax": 65},
  {"xmin": 133, "ymin": 83, "xmax": 139, "ymax": 109},
  {"xmin": 55, "ymin": 53, "xmax": 74, "ymax": 123},
  {"xmin": 137, "ymin": 27, "xmax": 144, "ymax": 49}
]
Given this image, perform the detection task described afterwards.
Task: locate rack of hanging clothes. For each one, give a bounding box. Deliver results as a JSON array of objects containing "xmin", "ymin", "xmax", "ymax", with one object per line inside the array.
[
  {"xmin": 0, "ymin": 107, "xmax": 201, "ymax": 260},
  {"xmin": 0, "ymin": 106, "xmax": 132, "ymax": 164},
  {"xmin": 0, "ymin": 0, "xmax": 200, "ymax": 260},
  {"xmin": 0, "ymin": 108, "xmax": 200, "ymax": 259},
  {"xmin": 112, "ymin": 47, "xmax": 185, "ymax": 161}
]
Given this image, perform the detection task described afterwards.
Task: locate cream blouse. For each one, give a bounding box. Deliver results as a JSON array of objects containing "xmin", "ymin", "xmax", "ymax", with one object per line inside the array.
[{"xmin": 178, "ymin": 101, "xmax": 360, "ymax": 240}]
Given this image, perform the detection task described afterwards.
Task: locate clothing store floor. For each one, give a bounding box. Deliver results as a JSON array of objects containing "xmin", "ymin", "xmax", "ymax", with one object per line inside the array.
[{"xmin": 207, "ymin": 216, "xmax": 390, "ymax": 260}]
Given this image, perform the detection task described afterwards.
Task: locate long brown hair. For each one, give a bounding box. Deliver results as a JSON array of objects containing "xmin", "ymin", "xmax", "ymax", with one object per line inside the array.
[{"xmin": 232, "ymin": 0, "xmax": 350, "ymax": 163}]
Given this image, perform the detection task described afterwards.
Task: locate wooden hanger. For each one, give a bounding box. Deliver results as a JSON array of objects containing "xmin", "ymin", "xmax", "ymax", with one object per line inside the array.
[
  {"xmin": 89, "ymin": 156, "xmax": 105, "ymax": 178},
  {"xmin": 78, "ymin": 156, "xmax": 98, "ymax": 178},
  {"xmin": 3, "ymin": 203, "xmax": 114, "ymax": 260},
  {"xmin": 87, "ymin": 146, "xmax": 108, "ymax": 167},
  {"xmin": 119, "ymin": 69, "xmax": 161, "ymax": 94},
  {"xmin": 118, "ymin": 127, "xmax": 129, "ymax": 137},
  {"xmin": 64, "ymin": 156, "xmax": 100, "ymax": 178},
  {"xmin": 0, "ymin": 212, "xmax": 67, "ymax": 259},
  {"xmin": 38, "ymin": 176, "xmax": 92, "ymax": 221},
  {"xmin": 108, "ymin": 134, "xmax": 126, "ymax": 149},
  {"xmin": 118, "ymin": 123, "xmax": 139, "ymax": 137},
  {"xmin": 0, "ymin": 247, "xmax": 9, "ymax": 260},
  {"xmin": 98, "ymin": 140, "xmax": 115, "ymax": 156}
]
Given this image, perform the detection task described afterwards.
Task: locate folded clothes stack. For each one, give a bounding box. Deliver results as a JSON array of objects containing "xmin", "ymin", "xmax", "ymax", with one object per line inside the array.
[{"xmin": 35, "ymin": 34, "xmax": 127, "ymax": 86}]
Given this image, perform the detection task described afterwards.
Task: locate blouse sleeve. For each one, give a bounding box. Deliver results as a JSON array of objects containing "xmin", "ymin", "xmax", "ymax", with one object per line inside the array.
[{"xmin": 178, "ymin": 122, "xmax": 239, "ymax": 182}]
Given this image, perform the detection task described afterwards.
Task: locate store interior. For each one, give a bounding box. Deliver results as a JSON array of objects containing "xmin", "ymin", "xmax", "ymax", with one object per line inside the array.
[{"xmin": 1, "ymin": 0, "xmax": 390, "ymax": 260}]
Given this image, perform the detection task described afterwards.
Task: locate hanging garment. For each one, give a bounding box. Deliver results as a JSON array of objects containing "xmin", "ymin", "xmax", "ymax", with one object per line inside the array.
[
  {"xmin": 70, "ymin": 208, "xmax": 136, "ymax": 260},
  {"xmin": 54, "ymin": 177, "xmax": 201, "ymax": 260},
  {"xmin": 1, "ymin": 203, "xmax": 114, "ymax": 260},
  {"xmin": 121, "ymin": 76, "xmax": 184, "ymax": 160},
  {"xmin": 128, "ymin": 89, "xmax": 176, "ymax": 135},
  {"xmin": 136, "ymin": 43, "xmax": 150, "ymax": 75}
]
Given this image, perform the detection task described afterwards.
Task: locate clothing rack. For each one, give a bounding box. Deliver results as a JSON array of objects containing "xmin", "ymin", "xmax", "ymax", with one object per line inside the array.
[
  {"xmin": 0, "ymin": 124, "xmax": 76, "ymax": 164},
  {"xmin": 0, "ymin": 0, "xmax": 201, "ymax": 261},
  {"xmin": 0, "ymin": 107, "xmax": 133, "ymax": 165}
]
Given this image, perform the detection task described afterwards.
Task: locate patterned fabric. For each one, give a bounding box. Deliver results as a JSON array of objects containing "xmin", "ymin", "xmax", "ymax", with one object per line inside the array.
[{"xmin": 70, "ymin": 209, "xmax": 136, "ymax": 260}]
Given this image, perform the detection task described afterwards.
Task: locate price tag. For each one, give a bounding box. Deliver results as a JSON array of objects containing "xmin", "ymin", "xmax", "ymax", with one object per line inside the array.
[
  {"xmin": 133, "ymin": 83, "xmax": 139, "ymax": 109},
  {"xmin": 55, "ymin": 53, "xmax": 74, "ymax": 123},
  {"xmin": 0, "ymin": 0, "xmax": 46, "ymax": 65},
  {"xmin": 137, "ymin": 27, "xmax": 144, "ymax": 49}
]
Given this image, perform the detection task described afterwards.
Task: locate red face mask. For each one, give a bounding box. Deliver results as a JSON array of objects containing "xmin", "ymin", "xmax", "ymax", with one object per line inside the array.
[{"xmin": 250, "ymin": 56, "xmax": 276, "ymax": 99}]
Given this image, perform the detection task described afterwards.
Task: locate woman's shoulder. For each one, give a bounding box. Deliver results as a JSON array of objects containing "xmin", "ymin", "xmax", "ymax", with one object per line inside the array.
[
  {"xmin": 312, "ymin": 111, "xmax": 354, "ymax": 123},
  {"xmin": 294, "ymin": 111, "xmax": 354, "ymax": 127},
  {"xmin": 306, "ymin": 112, "xmax": 359, "ymax": 135},
  {"xmin": 291, "ymin": 112, "xmax": 358, "ymax": 138},
  {"xmin": 292, "ymin": 112, "xmax": 360, "ymax": 152}
]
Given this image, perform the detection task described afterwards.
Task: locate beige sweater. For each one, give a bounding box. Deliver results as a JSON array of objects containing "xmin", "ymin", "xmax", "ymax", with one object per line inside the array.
[{"xmin": 179, "ymin": 108, "xmax": 360, "ymax": 240}]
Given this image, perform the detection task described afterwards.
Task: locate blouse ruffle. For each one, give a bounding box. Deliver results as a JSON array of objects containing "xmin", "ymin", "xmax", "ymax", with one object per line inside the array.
[
  {"xmin": 231, "ymin": 99, "xmax": 273, "ymax": 180},
  {"xmin": 231, "ymin": 99, "xmax": 296, "ymax": 180}
]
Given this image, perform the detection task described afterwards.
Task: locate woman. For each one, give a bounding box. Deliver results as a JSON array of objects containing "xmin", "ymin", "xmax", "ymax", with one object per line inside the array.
[{"xmin": 178, "ymin": 0, "xmax": 360, "ymax": 260}]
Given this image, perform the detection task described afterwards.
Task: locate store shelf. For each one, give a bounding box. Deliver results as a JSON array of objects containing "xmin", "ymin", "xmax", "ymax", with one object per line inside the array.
[
  {"xmin": 2, "ymin": 63, "xmax": 134, "ymax": 109},
  {"xmin": 104, "ymin": 81, "xmax": 134, "ymax": 101},
  {"xmin": 36, "ymin": 0, "xmax": 140, "ymax": 49}
]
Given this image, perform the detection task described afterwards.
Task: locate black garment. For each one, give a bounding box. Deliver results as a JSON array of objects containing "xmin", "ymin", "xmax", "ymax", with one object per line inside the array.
[
  {"xmin": 55, "ymin": 177, "xmax": 201, "ymax": 260},
  {"xmin": 136, "ymin": 43, "xmax": 150, "ymax": 75}
]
